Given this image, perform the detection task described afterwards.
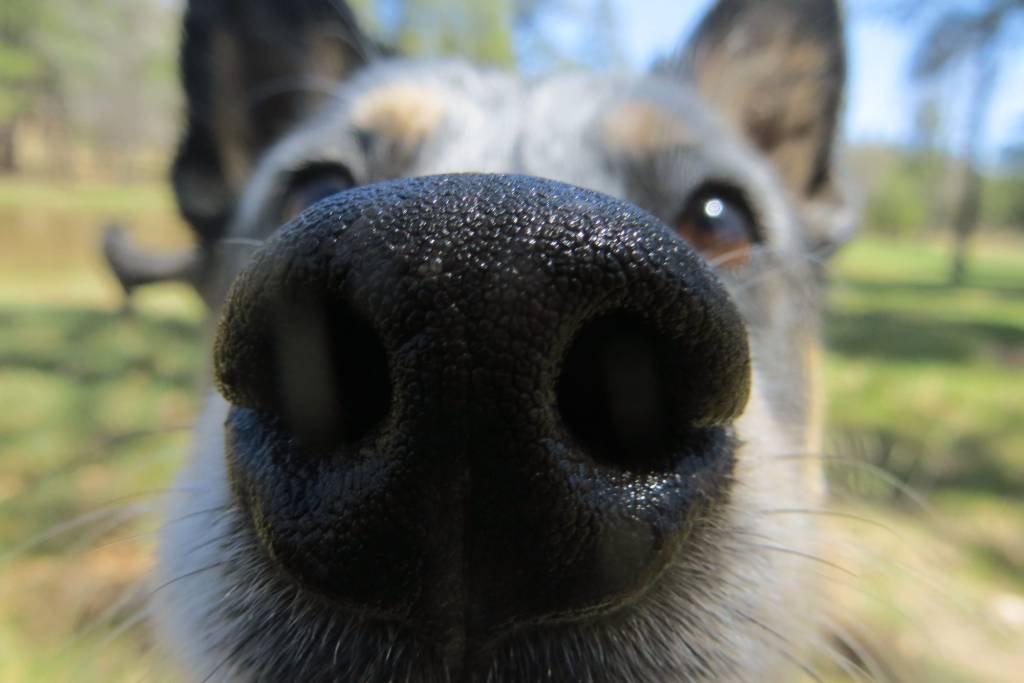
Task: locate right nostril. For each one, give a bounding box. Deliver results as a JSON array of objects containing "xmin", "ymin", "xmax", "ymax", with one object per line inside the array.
[
  {"xmin": 558, "ymin": 313, "xmax": 676, "ymax": 470},
  {"xmin": 557, "ymin": 312, "xmax": 702, "ymax": 471},
  {"xmin": 216, "ymin": 293, "xmax": 392, "ymax": 450}
]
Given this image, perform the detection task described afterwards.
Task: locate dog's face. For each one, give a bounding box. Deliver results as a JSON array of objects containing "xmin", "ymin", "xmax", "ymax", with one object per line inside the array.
[{"xmin": 147, "ymin": 1, "xmax": 853, "ymax": 680}]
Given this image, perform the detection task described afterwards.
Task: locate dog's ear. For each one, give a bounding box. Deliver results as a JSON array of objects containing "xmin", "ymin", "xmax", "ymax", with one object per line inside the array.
[
  {"xmin": 679, "ymin": 0, "xmax": 846, "ymax": 208},
  {"xmin": 173, "ymin": 0, "xmax": 379, "ymax": 244}
]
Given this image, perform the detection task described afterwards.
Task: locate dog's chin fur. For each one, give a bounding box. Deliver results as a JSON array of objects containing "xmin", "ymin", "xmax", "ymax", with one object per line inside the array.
[{"xmin": 155, "ymin": 366, "xmax": 824, "ymax": 683}]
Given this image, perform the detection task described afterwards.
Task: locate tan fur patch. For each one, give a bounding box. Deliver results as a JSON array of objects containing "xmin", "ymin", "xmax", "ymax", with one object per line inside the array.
[
  {"xmin": 602, "ymin": 102, "xmax": 692, "ymax": 156},
  {"xmin": 351, "ymin": 83, "xmax": 447, "ymax": 150}
]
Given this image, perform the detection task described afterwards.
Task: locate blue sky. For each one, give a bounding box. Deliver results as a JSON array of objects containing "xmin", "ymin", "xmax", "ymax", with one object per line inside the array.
[{"xmin": 535, "ymin": 0, "xmax": 1024, "ymax": 161}]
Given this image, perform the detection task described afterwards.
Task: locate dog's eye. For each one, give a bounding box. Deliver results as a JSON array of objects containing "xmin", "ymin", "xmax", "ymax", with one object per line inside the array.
[
  {"xmin": 674, "ymin": 185, "xmax": 757, "ymax": 268},
  {"xmin": 280, "ymin": 163, "xmax": 355, "ymax": 222}
]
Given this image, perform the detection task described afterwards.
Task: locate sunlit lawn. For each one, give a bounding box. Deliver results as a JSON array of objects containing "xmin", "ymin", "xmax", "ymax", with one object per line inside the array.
[
  {"xmin": 821, "ymin": 235, "xmax": 1024, "ymax": 682},
  {"xmin": 0, "ymin": 177, "xmax": 1021, "ymax": 681},
  {"xmin": 0, "ymin": 179, "xmax": 201, "ymax": 683}
]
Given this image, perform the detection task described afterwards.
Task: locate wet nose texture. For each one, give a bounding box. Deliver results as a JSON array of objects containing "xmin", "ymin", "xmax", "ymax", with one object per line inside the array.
[{"xmin": 214, "ymin": 173, "xmax": 750, "ymax": 658}]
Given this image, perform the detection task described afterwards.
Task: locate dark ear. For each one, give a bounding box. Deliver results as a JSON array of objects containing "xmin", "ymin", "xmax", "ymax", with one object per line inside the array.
[
  {"xmin": 681, "ymin": 0, "xmax": 846, "ymax": 202},
  {"xmin": 173, "ymin": 0, "xmax": 379, "ymax": 243}
]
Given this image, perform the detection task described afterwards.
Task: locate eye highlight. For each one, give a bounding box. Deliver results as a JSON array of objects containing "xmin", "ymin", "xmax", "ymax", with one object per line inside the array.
[
  {"xmin": 279, "ymin": 163, "xmax": 355, "ymax": 222},
  {"xmin": 674, "ymin": 184, "xmax": 757, "ymax": 268}
]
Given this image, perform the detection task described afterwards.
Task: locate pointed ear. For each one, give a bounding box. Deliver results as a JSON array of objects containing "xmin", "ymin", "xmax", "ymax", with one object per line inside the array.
[
  {"xmin": 681, "ymin": 0, "xmax": 846, "ymax": 203},
  {"xmin": 172, "ymin": 0, "xmax": 380, "ymax": 243}
]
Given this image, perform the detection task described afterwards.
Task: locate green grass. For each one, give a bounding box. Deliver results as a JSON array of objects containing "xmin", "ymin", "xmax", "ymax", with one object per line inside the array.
[
  {"xmin": 826, "ymin": 236, "xmax": 1024, "ymax": 499},
  {"xmin": 0, "ymin": 179, "xmax": 1021, "ymax": 680},
  {"xmin": 0, "ymin": 302, "xmax": 202, "ymax": 683},
  {"xmin": 819, "ymin": 235, "xmax": 1024, "ymax": 681},
  {"xmin": 0, "ymin": 179, "xmax": 201, "ymax": 681}
]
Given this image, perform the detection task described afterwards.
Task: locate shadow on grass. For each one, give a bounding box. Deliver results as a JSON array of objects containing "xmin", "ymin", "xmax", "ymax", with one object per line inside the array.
[
  {"xmin": 0, "ymin": 305, "xmax": 202, "ymax": 552},
  {"xmin": 828, "ymin": 428, "xmax": 1024, "ymax": 503},
  {"xmin": 826, "ymin": 310, "xmax": 1024, "ymax": 363},
  {"xmin": 0, "ymin": 307, "xmax": 200, "ymax": 387},
  {"xmin": 838, "ymin": 278, "xmax": 1024, "ymax": 299},
  {"xmin": 967, "ymin": 540, "xmax": 1024, "ymax": 592}
]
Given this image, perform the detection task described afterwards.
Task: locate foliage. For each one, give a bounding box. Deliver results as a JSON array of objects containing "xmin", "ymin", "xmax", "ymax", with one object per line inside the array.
[
  {"xmin": 0, "ymin": 0, "xmax": 180, "ymax": 174},
  {"xmin": 854, "ymin": 148, "xmax": 937, "ymax": 236},
  {"xmin": 908, "ymin": 0, "xmax": 1024, "ymax": 80},
  {"xmin": 3, "ymin": 0, "xmax": 615, "ymax": 175},
  {"xmin": 891, "ymin": 0, "xmax": 1024, "ymax": 283},
  {"xmin": 398, "ymin": 0, "xmax": 516, "ymax": 65},
  {"xmin": 983, "ymin": 172, "xmax": 1024, "ymax": 229},
  {"xmin": 350, "ymin": 0, "xmax": 600, "ymax": 69},
  {"xmin": 850, "ymin": 144, "xmax": 1024, "ymax": 234},
  {"xmin": 0, "ymin": 0, "xmax": 50, "ymax": 126}
]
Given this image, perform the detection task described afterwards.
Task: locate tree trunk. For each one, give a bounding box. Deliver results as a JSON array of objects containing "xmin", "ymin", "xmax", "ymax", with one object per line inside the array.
[
  {"xmin": 0, "ymin": 120, "xmax": 16, "ymax": 174},
  {"xmin": 950, "ymin": 167, "xmax": 981, "ymax": 285},
  {"xmin": 949, "ymin": 47, "xmax": 998, "ymax": 287}
]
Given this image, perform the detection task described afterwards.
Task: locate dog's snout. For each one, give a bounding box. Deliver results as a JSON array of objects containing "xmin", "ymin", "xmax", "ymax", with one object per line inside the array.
[{"xmin": 214, "ymin": 173, "xmax": 750, "ymax": 646}]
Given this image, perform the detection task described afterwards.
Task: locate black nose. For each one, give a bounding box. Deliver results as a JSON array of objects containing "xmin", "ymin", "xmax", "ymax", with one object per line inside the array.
[{"xmin": 214, "ymin": 173, "xmax": 750, "ymax": 649}]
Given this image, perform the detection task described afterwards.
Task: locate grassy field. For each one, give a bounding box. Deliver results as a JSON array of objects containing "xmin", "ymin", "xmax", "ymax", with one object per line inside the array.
[
  {"xmin": 822, "ymin": 236, "xmax": 1024, "ymax": 681},
  {"xmin": 0, "ymin": 177, "xmax": 1021, "ymax": 681}
]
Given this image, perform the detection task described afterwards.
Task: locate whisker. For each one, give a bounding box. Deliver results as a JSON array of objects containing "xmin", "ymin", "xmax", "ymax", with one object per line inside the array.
[
  {"xmin": 755, "ymin": 507, "xmax": 903, "ymax": 539},
  {"xmin": 730, "ymin": 522, "xmax": 936, "ymax": 638},
  {"xmin": 3, "ymin": 425, "xmax": 192, "ymax": 505},
  {"xmin": 732, "ymin": 537, "xmax": 860, "ymax": 579},
  {"xmin": 179, "ymin": 528, "xmax": 239, "ymax": 560},
  {"xmin": 200, "ymin": 614, "xmax": 269, "ymax": 683},
  {"xmin": 84, "ymin": 503, "xmax": 232, "ymax": 556},
  {"xmin": 2, "ymin": 481, "xmax": 218, "ymax": 565},
  {"xmin": 818, "ymin": 614, "xmax": 897, "ymax": 683},
  {"xmin": 0, "ymin": 500, "xmax": 154, "ymax": 565},
  {"xmin": 99, "ymin": 600, "xmax": 153, "ymax": 648},
  {"xmin": 731, "ymin": 608, "xmax": 828, "ymax": 683},
  {"xmin": 63, "ymin": 511, "xmax": 149, "ymax": 558},
  {"xmin": 747, "ymin": 450, "xmax": 939, "ymax": 518},
  {"xmin": 147, "ymin": 561, "xmax": 228, "ymax": 602},
  {"xmin": 57, "ymin": 578, "xmax": 150, "ymax": 656},
  {"xmin": 162, "ymin": 504, "xmax": 233, "ymax": 530}
]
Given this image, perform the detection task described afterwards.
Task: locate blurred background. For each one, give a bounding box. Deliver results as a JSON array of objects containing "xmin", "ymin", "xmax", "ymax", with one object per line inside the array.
[{"xmin": 0, "ymin": 0, "xmax": 1021, "ymax": 680}]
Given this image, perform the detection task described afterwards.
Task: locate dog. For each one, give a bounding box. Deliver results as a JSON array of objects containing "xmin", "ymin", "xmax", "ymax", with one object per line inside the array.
[{"xmin": 102, "ymin": 0, "xmax": 857, "ymax": 680}]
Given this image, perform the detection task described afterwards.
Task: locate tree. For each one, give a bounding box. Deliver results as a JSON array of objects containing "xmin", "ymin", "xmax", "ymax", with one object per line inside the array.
[
  {"xmin": 43, "ymin": 0, "xmax": 180, "ymax": 174},
  {"xmin": 0, "ymin": 0, "xmax": 55, "ymax": 173},
  {"xmin": 984, "ymin": 125, "xmax": 1024, "ymax": 230},
  {"xmin": 898, "ymin": 0, "xmax": 1024, "ymax": 285},
  {"xmin": 909, "ymin": 97, "xmax": 953, "ymax": 230},
  {"xmin": 350, "ymin": 0, "xmax": 588, "ymax": 71},
  {"xmin": 0, "ymin": 0, "xmax": 180, "ymax": 177}
]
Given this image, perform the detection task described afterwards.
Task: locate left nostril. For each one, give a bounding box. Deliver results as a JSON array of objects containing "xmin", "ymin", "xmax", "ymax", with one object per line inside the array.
[
  {"xmin": 215, "ymin": 292, "xmax": 392, "ymax": 450},
  {"xmin": 557, "ymin": 312, "xmax": 678, "ymax": 470}
]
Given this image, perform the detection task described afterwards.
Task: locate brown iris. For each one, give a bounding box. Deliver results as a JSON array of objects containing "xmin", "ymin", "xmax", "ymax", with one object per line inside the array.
[{"xmin": 674, "ymin": 185, "xmax": 757, "ymax": 268}]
